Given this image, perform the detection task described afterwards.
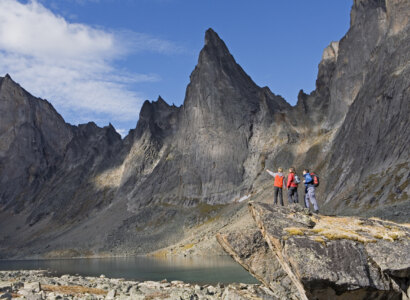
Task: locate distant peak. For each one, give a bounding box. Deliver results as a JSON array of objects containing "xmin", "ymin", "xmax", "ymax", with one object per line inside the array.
[
  {"xmin": 205, "ymin": 28, "xmax": 219, "ymax": 43},
  {"xmin": 157, "ymin": 95, "xmax": 166, "ymax": 104},
  {"xmin": 1, "ymin": 73, "xmax": 20, "ymax": 91},
  {"xmin": 85, "ymin": 121, "xmax": 98, "ymax": 128},
  {"xmin": 198, "ymin": 28, "xmax": 232, "ymax": 67},
  {"xmin": 204, "ymin": 28, "xmax": 226, "ymax": 49}
]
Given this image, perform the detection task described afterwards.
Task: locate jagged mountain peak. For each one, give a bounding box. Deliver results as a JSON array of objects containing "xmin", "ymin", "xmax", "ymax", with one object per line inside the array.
[
  {"xmin": 0, "ymin": 74, "xmax": 17, "ymax": 90},
  {"xmin": 0, "ymin": 74, "xmax": 14, "ymax": 91},
  {"xmin": 140, "ymin": 96, "xmax": 177, "ymax": 119},
  {"xmin": 204, "ymin": 28, "xmax": 228, "ymax": 50},
  {"xmin": 157, "ymin": 95, "xmax": 166, "ymax": 104},
  {"xmin": 187, "ymin": 29, "xmax": 260, "ymax": 105},
  {"xmin": 135, "ymin": 96, "xmax": 179, "ymax": 140},
  {"xmin": 197, "ymin": 28, "xmax": 240, "ymax": 70}
]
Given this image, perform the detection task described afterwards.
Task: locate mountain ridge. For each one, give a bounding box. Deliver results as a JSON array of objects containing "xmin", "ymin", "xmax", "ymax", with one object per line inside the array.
[{"xmin": 0, "ymin": 0, "xmax": 408, "ymax": 259}]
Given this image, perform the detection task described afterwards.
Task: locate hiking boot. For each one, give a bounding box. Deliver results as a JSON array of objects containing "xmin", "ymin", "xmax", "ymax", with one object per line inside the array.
[{"xmin": 314, "ymin": 210, "xmax": 319, "ymax": 214}]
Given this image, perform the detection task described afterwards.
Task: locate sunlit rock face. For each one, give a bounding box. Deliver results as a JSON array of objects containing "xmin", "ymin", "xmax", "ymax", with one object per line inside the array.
[{"xmin": 122, "ymin": 29, "xmax": 292, "ymax": 209}]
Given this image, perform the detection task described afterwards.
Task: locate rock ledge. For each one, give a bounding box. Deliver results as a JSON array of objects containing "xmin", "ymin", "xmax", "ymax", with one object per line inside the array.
[{"xmin": 217, "ymin": 202, "xmax": 410, "ymax": 300}]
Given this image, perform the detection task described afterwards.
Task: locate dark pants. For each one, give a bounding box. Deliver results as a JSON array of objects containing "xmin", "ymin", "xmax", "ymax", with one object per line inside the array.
[
  {"xmin": 273, "ymin": 187, "xmax": 283, "ymax": 206},
  {"xmin": 288, "ymin": 187, "xmax": 298, "ymax": 204}
]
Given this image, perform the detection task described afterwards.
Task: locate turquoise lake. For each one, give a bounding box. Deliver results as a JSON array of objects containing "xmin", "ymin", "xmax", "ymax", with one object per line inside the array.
[{"xmin": 0, "ymin": 256, "xmax": 258, "ymax": 285}]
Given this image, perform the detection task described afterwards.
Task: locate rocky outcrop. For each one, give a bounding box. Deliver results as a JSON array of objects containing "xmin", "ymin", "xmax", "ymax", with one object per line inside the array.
[{"xmin": 218, "ymin": 202, "xmax": 410, "ymax": 299}]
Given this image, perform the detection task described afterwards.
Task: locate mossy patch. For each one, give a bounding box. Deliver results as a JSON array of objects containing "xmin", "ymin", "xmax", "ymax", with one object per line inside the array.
[
  {"xmin": 181, "ymin": 243, "xmax": 195, "ymax": 250},
  {"xmin": 312, "ymin": 236, "xmax": 326, "ymax": 245},
  {"xmin": 284, "ymin": 227, "xmax": 305, "ymax": 236},
  {"xmin": 289, "ymin": 214, "xmax": 408, "ymax": 244},
  {"xmin": 44, "ymin": 249, "xmax": 83, "ymax": 258},
  {"xmin": 197, "ymin": 203, "xmax": 225, "ymax": 215}
]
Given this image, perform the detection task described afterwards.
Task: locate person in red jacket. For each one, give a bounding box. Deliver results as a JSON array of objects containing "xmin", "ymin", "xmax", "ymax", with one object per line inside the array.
[
  {"xmin": 287, "ymin": 167, "xmax": 299, "ymax": 204},
  {"xmin": 266, "ymin": 167, "xmax": 284, "ymax": 206}
]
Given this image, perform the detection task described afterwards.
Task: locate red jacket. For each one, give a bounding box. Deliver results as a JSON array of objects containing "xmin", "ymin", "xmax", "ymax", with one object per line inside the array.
[{"xmin": 287, "ymin": 173, "xmax": 298, "ymax": 188}]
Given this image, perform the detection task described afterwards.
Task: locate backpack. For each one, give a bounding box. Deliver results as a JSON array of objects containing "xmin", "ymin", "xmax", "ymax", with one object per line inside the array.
[
  {"xmin": 274, "ymin": 175, "xmax": 284, "ymax": 187},
  {"xmin": 310, "ymin": 173, "xmax": 320, "ymax": 187},
  {"xmin": 294, "ymin": 174, "xmax": 301, "ymax": 184}
]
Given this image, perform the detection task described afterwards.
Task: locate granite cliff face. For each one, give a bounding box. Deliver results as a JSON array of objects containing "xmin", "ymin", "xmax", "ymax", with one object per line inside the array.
[
  {"xmin": 321, "ymin": 0, "xmax": 410, "ymax": 219},
  {"xmin": 0, "ymin": 0, "xmax": 409, "ymax": 258},
  {"xmin": 122, "ymin": 29, "xmax": 292, "ymax": 209},
  {"xmin": 0, "ymin": 75, "xmax": 73, "ymax": 215}
]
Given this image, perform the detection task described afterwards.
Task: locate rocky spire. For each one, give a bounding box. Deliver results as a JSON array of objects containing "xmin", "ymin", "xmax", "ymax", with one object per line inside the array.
[
  {"xmin": 184, "ymin": 28, "xmax": 290, "ymax": 116},
  {"xmin": 191, "ymin": 28, "xmax": 259, "ymax": 100},
  {"xmin": 183, "ymin": 28, "xmax": 262, "ymax": 123},
  {"xmin": 199, "ymin": 28, "xmax": 237, "ymax": 67},
  {"xmin": 135, "ymin": 96, "xmax": 179, "ymax": 140}
]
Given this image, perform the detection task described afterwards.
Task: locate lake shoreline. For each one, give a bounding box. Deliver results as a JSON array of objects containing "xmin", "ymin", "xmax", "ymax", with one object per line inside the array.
[
  {"xmin": 0, "ymin": 254, "xmax": 230, "ymax": 262},
  {"xmin": 0, "ymin": 270, "xmax": 273, "ymax": 299},
  {"xmin": 0, "ymin": 256, "xmax": 258, "ymax": 285}
]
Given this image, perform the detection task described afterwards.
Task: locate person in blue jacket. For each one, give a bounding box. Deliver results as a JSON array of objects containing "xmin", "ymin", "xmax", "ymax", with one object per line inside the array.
[{"xmin": 303, "ymin": 169, "xmax": 319, "ymax": 213}]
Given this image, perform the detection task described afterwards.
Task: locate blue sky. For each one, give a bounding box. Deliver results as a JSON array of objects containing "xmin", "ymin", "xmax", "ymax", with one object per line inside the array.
[{"xmin": 0, "ymin": 0, "xmax": 351, "ymax": 136}]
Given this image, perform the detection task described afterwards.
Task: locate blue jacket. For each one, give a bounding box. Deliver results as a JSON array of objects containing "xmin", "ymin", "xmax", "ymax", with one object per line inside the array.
[{"xmin": 303, "ymin": 173, "xmax": 315, "ymax": 189}]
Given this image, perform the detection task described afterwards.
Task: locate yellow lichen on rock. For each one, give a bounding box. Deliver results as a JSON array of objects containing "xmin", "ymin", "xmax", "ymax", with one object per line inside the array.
[
  {"xmin": 283, "ymin": 214, "xmax": 409, "ymax": 245},
  {"xmin": 308, "ymin": 215, "xmax": 408, "ymax": 244},
  {"xmin": 312, "ymin": 236, "xmax": 326, "ymax": 245},
  {"xmin": 284, "ymin": 227, "xmax": 305, "ymax": 236},
  {"xmin": 181, "ymin": 243, "xmax": 195, "ymax": 250}
]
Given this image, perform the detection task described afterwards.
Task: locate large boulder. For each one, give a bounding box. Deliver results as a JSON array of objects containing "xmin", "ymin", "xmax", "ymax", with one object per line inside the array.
[{"xmin": 218, "ymin": 202, "xmax": 410, "ymax": 300}]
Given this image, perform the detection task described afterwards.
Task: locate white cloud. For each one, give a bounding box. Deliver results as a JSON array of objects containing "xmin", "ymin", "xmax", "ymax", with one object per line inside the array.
[
  {"xmin": 0, "ymin": 0, "xmax": 118, "ymax": 61},
  {"xmin": 0, "ymin": 0, "xmax": 180, "ymax": 124},
  {"xmin": 119, "ymin": 31, "xmax": 185, "ymax": 55}
]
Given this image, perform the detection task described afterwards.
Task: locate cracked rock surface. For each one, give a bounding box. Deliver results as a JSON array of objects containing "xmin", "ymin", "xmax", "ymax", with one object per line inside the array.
[{"xmin": 218, "ymin": 202, "xmax": 410, "ymax": 300}]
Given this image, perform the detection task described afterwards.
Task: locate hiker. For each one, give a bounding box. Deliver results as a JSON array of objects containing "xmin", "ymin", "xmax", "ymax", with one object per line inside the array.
[
  {"xmin": 303, "ymin": 169, "xmax": 319, "ymax": 213},
  {"xmin": 266, "ymin": 168, "xmax": 285, "ymax": 206},
  {"xmin": 287, "ymin": 167, "xmax": 299, "ymax": 204}
]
